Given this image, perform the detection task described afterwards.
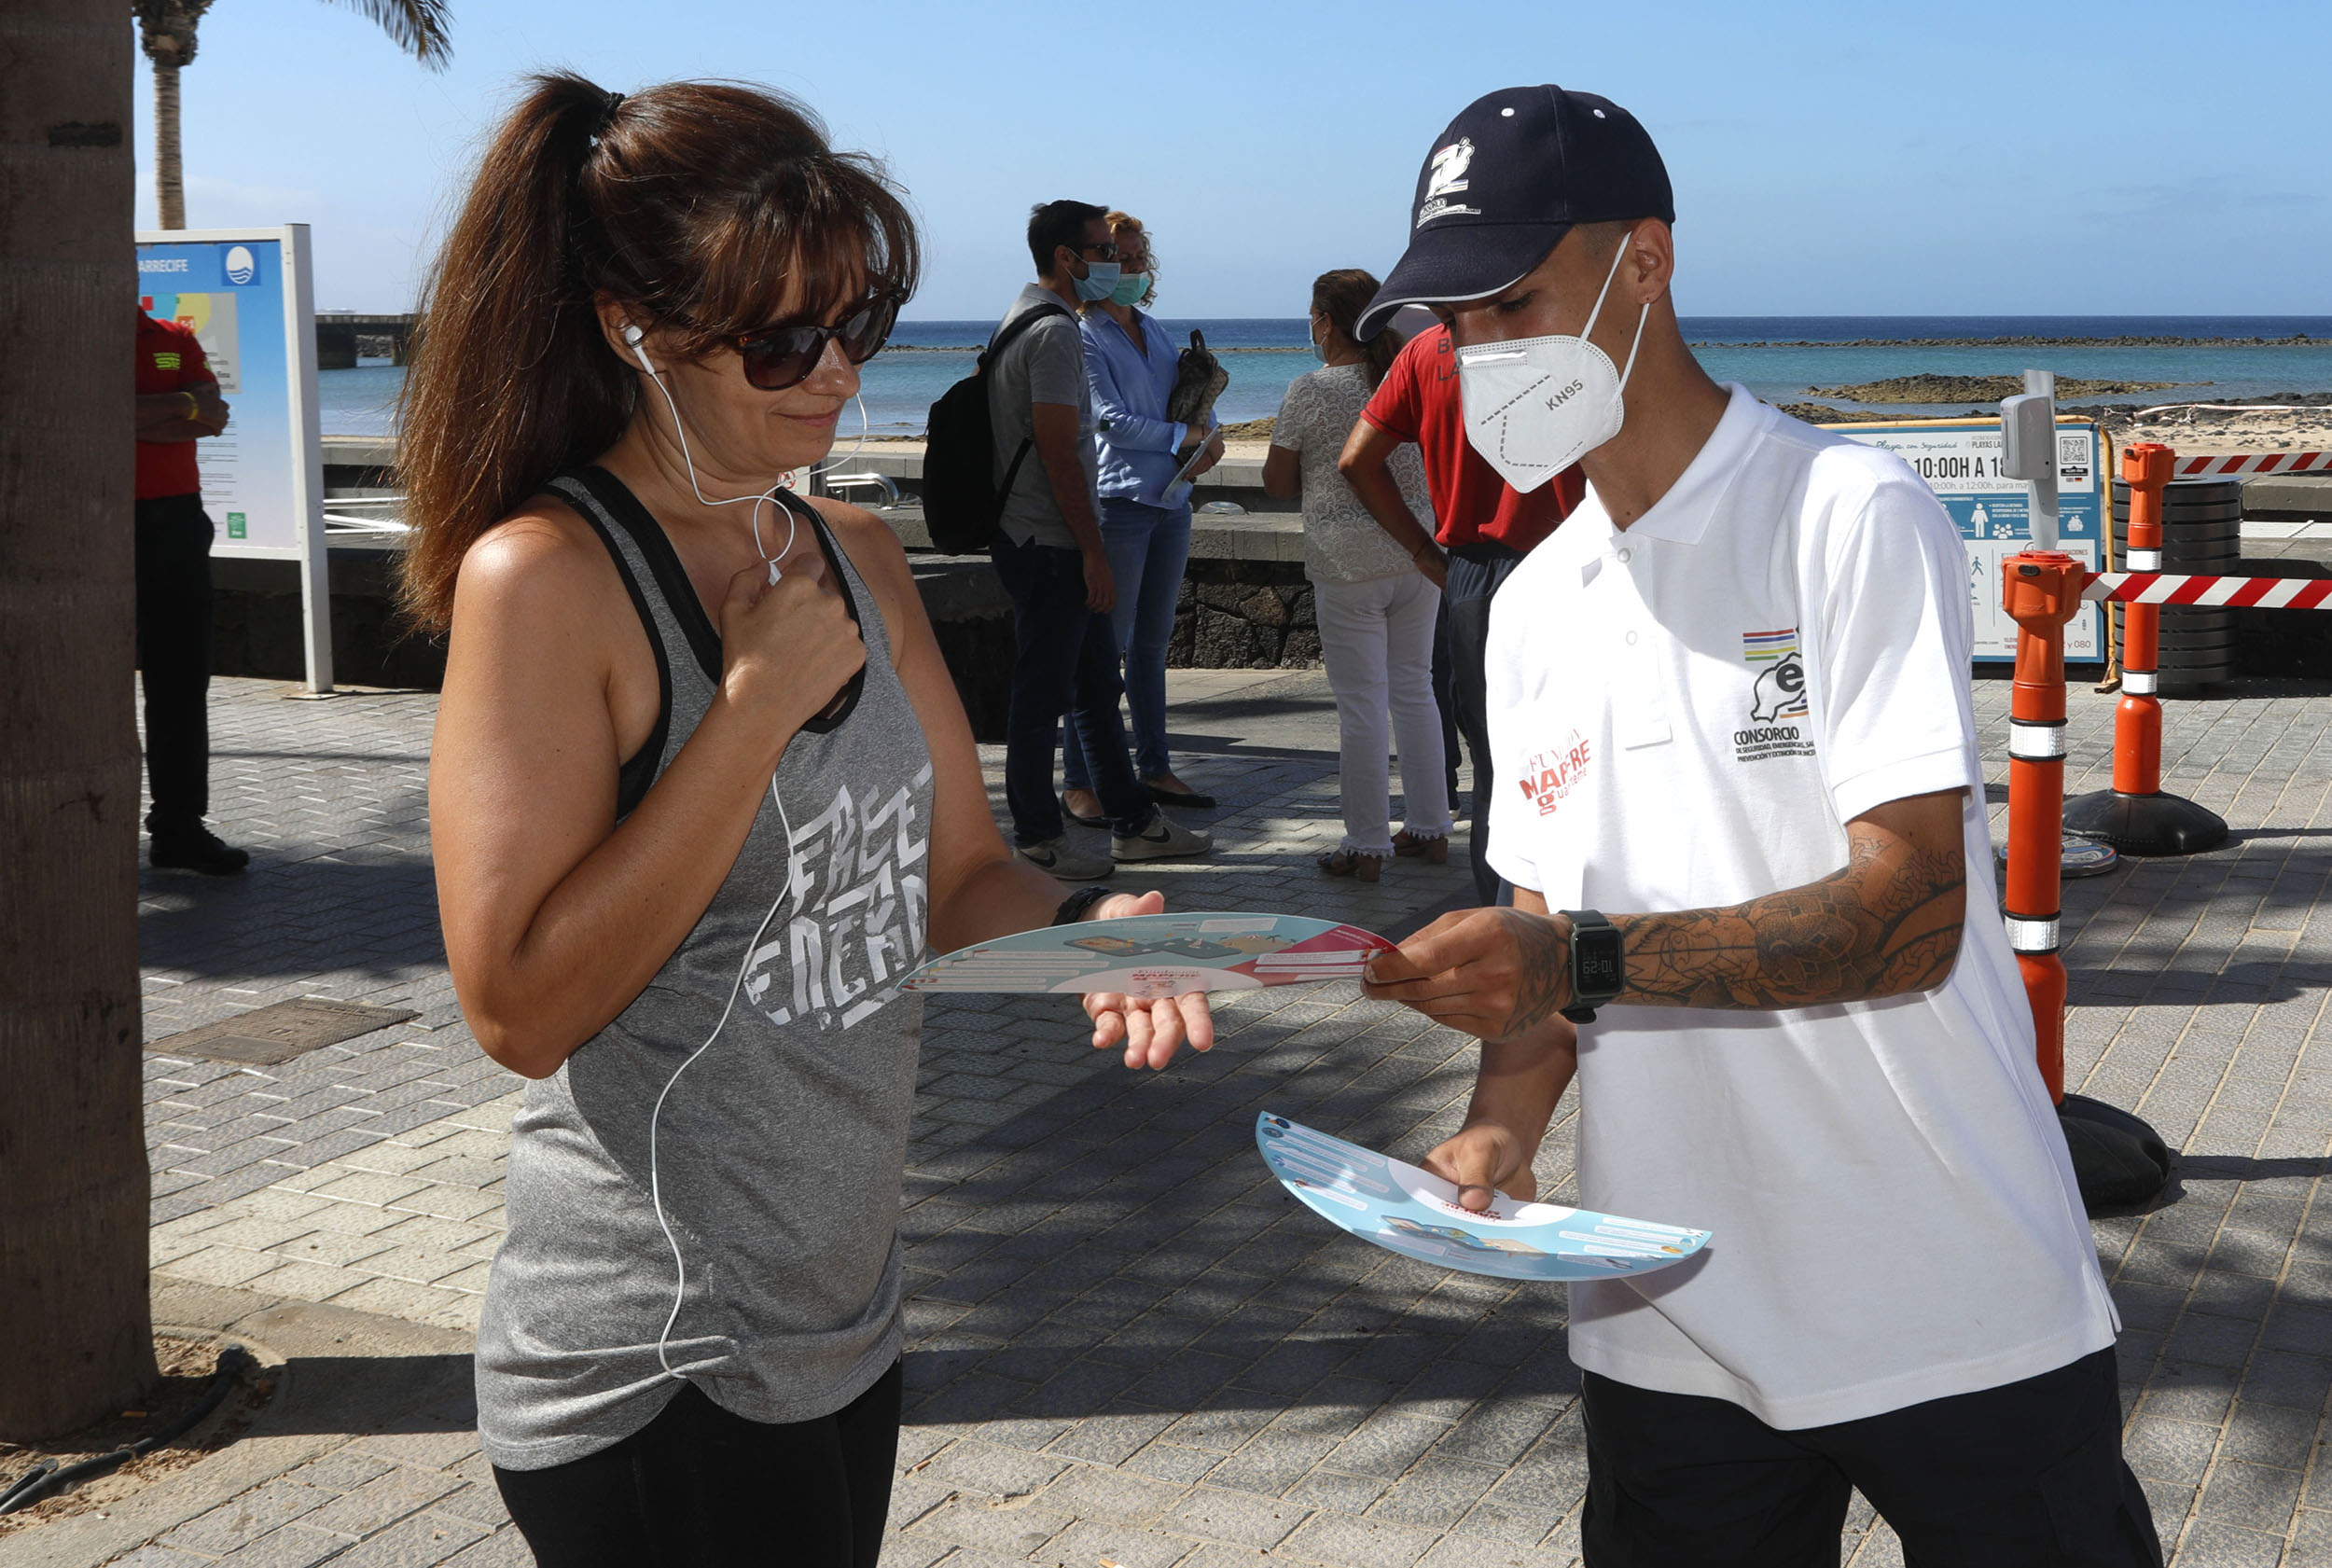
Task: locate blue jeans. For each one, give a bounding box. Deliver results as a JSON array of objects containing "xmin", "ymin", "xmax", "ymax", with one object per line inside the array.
[
  {"xmin": 1062, "ymin": 497, "xmax": 1191, "ymax": 790},
  {"xmin": 988, "ymin": 532, "xmax": 1155, "ymax": 843}
]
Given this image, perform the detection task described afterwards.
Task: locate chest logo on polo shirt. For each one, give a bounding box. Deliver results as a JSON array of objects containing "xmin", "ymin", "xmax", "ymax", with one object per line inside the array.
[
  {"xmin": 153, "ymin": 352, "xmax": 182, "ymax": 369},
  {"xmin": 1736, "ymin": 630, "xmax": 1816, "ymax": 763},
  {"xmin": 1517, "ymin": 729, "xmax": 1592, "ymax": 816}
]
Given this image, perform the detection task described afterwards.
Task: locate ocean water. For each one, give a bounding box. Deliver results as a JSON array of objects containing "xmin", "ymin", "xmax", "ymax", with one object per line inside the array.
[{"xmin": 320, "ymin": 315, "xmax": 2332, "ymax": 440}]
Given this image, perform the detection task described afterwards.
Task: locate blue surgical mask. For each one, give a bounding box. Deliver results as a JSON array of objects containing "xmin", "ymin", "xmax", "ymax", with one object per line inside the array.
[
  {"xmin": 1108, "ymin": 271, "xmax": 1152, "ymax": 307},
  {"xmin": 1073, "ymin": 260, "xmax": 1122, "ymax": 303}
]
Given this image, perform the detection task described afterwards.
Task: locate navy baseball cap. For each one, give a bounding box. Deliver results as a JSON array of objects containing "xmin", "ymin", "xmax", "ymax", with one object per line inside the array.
[{"xmin": 1358, "ymin": 85, "xmax": 1673, "ymax": 340}]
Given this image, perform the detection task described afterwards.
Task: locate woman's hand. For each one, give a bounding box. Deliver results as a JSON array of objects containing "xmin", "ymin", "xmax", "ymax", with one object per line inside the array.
[
  {"xmin": 1079, "ymin": 889, "xmax": 1218, "ymax": 1071},
  {"xmin": 1186, "ymin": 429, "xmax": 1228, "ymax": 479},
  {"xmin": 715, "ymin": 548, "xmax": 866, "ymax": 735}
]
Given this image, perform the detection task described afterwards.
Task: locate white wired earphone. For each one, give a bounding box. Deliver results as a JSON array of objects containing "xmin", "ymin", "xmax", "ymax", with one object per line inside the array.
[
  {"xmin": 620, "ymin": 322, "xmax": 872, "ymax": 582},
  {"xmin": 619, "ymin": 318, "xmax": 833, "ymax": 1380}
]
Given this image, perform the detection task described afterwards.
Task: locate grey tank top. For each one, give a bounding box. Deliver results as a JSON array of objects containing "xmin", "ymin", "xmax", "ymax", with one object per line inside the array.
[{"xmin": 476, "ymin": 468, "xmax": 936, "ymax": 1471}]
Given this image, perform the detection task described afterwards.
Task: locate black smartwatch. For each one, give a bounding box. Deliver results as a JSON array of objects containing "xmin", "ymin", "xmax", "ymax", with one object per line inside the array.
[
  {"xmin": 1559, "ymin": 909, "xmax": 1624, "ymax": 1023},
  {"xmin": 1051, "ymin": 886, "xmax": 1114, "ymax": 925}
]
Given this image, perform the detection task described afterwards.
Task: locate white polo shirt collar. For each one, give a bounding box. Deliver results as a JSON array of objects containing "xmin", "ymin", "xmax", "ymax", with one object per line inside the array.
[{"xmin": 1598, "ymin": 382, "xmax": 1770, "ymax": 551}]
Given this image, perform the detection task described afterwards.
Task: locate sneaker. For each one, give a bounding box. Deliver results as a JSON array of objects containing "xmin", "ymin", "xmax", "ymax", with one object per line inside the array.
[
  {"xmin": 1112, "ymin": 810, "xmax": 1213, "ymax": 864},
  {"xmin": 150, "ymin": 828, "xmax": 250, "ymax": 876},
  {"xmin": 1017, "ymin": 837, "xmax": 1115, "ymax": 881}
]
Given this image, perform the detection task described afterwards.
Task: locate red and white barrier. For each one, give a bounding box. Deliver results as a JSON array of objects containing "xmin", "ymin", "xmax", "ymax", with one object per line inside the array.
[
  {"xmin": 2083, "ymin": 571, "xmax": 2332, "ymax": 609},
  {"xmin": 2172, "ymin": 451, "xmax": 2332, "ymax": 479}
]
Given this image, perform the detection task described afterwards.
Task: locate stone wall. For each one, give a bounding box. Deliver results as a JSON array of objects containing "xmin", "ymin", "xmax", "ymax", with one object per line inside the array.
[{"xmin": 1173, "ymin": 560, "xmax": 1318, "ymax": 669}]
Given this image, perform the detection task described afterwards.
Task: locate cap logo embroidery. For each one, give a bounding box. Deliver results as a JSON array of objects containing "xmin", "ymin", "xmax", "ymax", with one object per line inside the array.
[
  {"xmin": 1415, "ymin": 138, "xmax": 1482, "ymax": 229},
  {"xmin": 1425, "ymin": 139, "xmax": 1474, "ymax": 200}
]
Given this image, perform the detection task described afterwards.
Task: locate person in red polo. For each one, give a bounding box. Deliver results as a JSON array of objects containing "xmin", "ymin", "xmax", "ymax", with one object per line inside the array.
[
  {"xmin": 136, "ymin": 304, "xmax": 248, "ymax": 873},
  {"xmin": 1339, "ymin": 319, "xmax": 1586, "ymax": 908}
]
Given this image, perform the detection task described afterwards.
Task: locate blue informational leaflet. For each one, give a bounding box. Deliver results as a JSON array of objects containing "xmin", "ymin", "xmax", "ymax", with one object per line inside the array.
[
  {"xmin": 903, "ymin": 913, "xmax": 1395, "ymax": 1000},
  {"xmin": 1257, "ymin": 1114, "xmax": 1712, "ymax": 1284}
]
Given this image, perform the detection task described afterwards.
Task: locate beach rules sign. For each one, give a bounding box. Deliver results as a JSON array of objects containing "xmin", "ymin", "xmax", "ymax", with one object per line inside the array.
[{"xmin": 1829, "ymin": 420, "xmax": 2105, "ymax": 662}]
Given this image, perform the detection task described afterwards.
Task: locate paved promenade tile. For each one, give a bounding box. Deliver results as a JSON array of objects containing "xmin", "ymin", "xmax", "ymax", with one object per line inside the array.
[{"xmin": 91, "ymin": 671, "xmax": 2332, "ymax": 1565}]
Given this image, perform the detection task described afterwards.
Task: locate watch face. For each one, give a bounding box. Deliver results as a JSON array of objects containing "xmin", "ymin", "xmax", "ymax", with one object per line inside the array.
[{"xmin": 1574, "ymin": 927, "xmax": 1624, "ymax": 998}]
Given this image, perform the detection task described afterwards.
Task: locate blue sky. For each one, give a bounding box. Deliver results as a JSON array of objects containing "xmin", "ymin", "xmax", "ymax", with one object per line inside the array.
[{"xmin": 135, "ymin": 0, "xmax": 2329, "ymax": 320}]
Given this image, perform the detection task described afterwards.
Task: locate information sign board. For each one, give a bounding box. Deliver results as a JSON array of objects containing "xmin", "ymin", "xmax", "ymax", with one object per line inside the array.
[
  {"xmin": 136, "ymin": 226, "xmax": 331, "ymax": 689},
  {"xmin": 1830, "ymin": 420, "xmax": 2105, "ymax": 662}
]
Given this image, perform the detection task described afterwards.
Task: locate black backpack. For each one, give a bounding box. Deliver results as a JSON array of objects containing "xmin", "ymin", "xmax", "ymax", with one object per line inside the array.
[{"xmin": 922, "ymin": 303, "xmax": 1069, "ymax": 554}]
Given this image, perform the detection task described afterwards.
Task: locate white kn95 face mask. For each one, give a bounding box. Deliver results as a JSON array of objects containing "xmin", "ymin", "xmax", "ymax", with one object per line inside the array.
[{"xmin": 1456, "ymin": 235, "xmax": 1648, "ymax": 493}]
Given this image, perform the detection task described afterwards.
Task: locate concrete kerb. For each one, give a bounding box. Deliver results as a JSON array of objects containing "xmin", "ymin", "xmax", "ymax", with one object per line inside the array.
[{"xmin": 3, "ymin": 1283, "xmax": 472, "ymax": 1568}]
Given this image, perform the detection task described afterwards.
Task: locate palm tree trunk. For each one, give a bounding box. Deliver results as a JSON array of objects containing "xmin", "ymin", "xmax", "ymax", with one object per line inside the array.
[
  {"xmin": 154, "ymin": 54, "xmax": 184, "ymax": 229},
  {"xmin": 0, "ymin": 0, "xmax": 157, "ymax": 1439}
]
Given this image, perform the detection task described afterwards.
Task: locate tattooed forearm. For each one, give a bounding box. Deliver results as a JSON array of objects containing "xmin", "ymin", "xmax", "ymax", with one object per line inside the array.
[{"xmin": 1613, "ymin": 827, "xmax": 1966, "ymax": 1010}]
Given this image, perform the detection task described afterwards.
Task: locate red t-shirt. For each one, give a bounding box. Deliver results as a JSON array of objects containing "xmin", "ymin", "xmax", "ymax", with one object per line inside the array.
[
  {"xmin": 135, "ymin": 308, "xmax": 216, "ymax": 501},
  {"xmin": 1360, "ymin": 324, "xmax": 1584, "ymax": 551}
]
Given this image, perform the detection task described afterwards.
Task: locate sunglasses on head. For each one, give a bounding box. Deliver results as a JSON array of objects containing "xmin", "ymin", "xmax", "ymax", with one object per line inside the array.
[{"xmin": 674, "ymin": 292, "xmax": 903, "ymax": 392}]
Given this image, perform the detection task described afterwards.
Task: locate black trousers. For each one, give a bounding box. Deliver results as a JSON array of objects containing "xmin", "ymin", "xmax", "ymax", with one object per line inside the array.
[
  {"xmin": 1430, "ymin": 593, "xmax": 1464, "ymax": 820},
  {"xmin": 987, "ymin": 532, "xmax": 1153, "ymax": 842},
  {"xmin": 134, "ymin": 493, "xmax": 215, "ymax": 838},
  {"xmin": 1580, "ymin": 1348, "xmax": 2161, "ymax": 1568},
  {"xmin": 1446, "ymin": 546, "xmax": 1523, "ymax": 907},
  {"xmin": 494, "ymin": 1363, "xmax": 904, "ymax": 1568}
]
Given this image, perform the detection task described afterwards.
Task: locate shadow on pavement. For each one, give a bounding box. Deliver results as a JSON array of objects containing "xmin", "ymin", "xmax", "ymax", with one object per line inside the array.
[{"xmin": 139, "ymin": 853, "xmax": 443, "ymax": 984}]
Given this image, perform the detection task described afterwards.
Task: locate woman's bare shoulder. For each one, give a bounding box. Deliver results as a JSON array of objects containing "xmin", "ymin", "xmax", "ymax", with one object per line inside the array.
[
  {"xmin": 451, "ymin": 495, "xmax": 625, "ymax": 627},
  {"xmin": 810, "ymin": 496, "xmax": 913, "ymax": 588}
]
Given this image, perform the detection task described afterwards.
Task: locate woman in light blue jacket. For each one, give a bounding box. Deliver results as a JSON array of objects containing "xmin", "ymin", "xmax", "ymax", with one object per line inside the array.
[{"xmin": 1061, "ymin": 212, "xmax": 1224, "ymax": 825}]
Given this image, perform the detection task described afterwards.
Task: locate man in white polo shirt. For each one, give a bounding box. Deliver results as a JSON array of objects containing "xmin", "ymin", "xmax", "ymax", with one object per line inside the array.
[{"xmin": 1360, "ymin": 87, "xmax": 2159, "ymax": 1566}]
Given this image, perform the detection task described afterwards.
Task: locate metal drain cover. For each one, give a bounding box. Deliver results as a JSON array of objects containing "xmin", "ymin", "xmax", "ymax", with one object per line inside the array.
[{"xmin": 150, "ymin": 998, "xmax": 420, "ymax": 1064}]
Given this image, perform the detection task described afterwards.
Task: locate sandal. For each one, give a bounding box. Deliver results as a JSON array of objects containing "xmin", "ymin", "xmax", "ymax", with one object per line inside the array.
[
  {"xmin": 1317, "ymin": 848, "xmax": 1382, "ymax": 882},
  {"xmin": 1393, "ymin": 830, "xmax": 1450, "ymax": 865}
]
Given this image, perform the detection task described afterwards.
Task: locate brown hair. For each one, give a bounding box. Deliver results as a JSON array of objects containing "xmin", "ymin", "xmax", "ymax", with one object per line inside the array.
[
  {"xmin": 395, "ymin": 72, "xmax": 921, "ymax": 631},
  {"xmin": 1104, "ymin": 210, "xmax": 1157, "ymax": 309},
  {"xmin": 1311, "ymin": 269, "xmax": 1397, "ymax": 388}
]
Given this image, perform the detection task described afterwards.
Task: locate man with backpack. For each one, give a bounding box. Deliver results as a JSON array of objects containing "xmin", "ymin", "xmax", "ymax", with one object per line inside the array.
[{"xmin": 972, "ymin": 200, "xmax": 1210, "ymax": 880}]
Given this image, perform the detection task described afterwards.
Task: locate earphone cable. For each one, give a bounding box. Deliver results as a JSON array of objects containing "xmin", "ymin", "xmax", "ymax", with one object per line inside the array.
[{"xmin": 645, "ymin": 773, "xmax": 798, "ymax": 1381}]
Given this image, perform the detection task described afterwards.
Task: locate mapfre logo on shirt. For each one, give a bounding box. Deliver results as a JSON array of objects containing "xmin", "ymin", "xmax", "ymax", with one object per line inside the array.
[
  {"xmin": 1737, "ymin": 630, "xmax": 1816, "ymax": 762},
  {"xmin": 1517, "ymin": 730, "xmax": 1592, "ymax": 816}
]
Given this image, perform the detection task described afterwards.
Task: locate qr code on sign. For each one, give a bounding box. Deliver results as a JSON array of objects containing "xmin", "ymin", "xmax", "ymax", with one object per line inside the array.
[{"xmin": 2058, "ymin": 435, "xmax": 2092, "ymax": 489}]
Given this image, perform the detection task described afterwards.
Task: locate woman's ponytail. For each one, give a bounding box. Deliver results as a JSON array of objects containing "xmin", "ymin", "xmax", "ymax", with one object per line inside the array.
[{"xmin": 396, "ymin": 73, "xmax": 633, "ymax": 632}]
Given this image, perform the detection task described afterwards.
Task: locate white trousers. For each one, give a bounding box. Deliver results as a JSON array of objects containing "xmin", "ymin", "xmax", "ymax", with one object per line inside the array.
[{"xmin": 1312, "ymin": 570, "xmax": 1451, "ymax": 857}]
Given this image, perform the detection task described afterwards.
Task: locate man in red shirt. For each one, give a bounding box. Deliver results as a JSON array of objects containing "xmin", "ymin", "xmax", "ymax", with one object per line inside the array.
[
  {"xmin": 136, "ymin": 304, "xmax": 247, "ymax": 873},
  {"xmin": 1340, "ymin": 322, "xmax": 1585, "ymax": 906}
]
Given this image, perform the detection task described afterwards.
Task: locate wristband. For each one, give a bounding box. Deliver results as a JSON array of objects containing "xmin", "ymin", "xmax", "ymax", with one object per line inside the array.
[
  {"xmin": 180, "ymin": 390, "xmax": 200, "ymax": 419},
  {"xmin": 1051, "ymin": 886, "xmax": 1114, "ymax": 925}
]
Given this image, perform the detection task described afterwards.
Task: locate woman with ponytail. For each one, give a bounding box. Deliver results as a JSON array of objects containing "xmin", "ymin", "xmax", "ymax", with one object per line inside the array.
[
  {"xmin": 404, "ymin": 75, "xmax": 1212, "ymax": 1565},
  {"xmin": 1262, "ymin": 270, "xmax": 1450, "ymax": 882}
]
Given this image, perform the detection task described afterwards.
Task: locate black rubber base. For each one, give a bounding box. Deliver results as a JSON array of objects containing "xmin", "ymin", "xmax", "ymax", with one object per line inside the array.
[
  {"xmin": 2061, "ymin": 789, "xmax": 2229, "ymax": 856},
  {"xmin": 2060, "ymin": 1094, "xmax": 2173, "ymax": 1211}
]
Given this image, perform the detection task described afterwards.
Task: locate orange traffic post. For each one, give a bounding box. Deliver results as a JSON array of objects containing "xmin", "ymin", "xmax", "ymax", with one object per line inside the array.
[
  {"xmin": 2062, "ymin": 442, "xmax": 2228, "ymax": 854},
  {"xmin": 2001, "ymin": 551, "xmax": 2080, "ymax": 1102},
  {"xmin": 2001, "ymin": 548, "xmax": 2172, "ymax": 1207}
]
